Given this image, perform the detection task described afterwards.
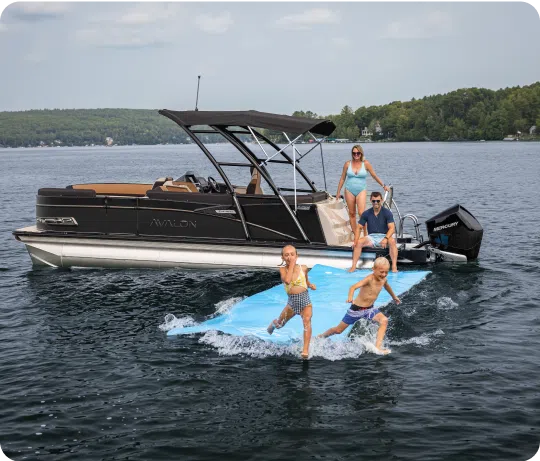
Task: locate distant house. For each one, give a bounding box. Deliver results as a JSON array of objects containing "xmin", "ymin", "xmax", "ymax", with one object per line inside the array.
[
  {"xmin": 105, "ymin": 137, "xmax": 114, "ymax": 146},
  {"xmin": 530, "ymin": 126, "xmax": 537, "ymax": 135},
  {"xmin": 361, "ymin": 127, "xmax": 372, "ymax": 137},
  {"xmin": 374, "ymin": 122, "xmax": 382, "ymax": 134}
]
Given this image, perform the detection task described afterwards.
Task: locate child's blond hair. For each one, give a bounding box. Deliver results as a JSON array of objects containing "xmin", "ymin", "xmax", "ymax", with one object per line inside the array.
[
  {"xmin": 373, "ymin": 257, "xmax": 390, "ymax": 269},
  {"xmin": 279, "ymin": 245, "xmax": 297, "ymax": 266},
  {"xmin": 281, "ymin": 244, "xmax": 297, "ymax": 257}
]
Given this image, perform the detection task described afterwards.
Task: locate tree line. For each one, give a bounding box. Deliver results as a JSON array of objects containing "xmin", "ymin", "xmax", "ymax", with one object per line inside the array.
[
  {"xmin": 0, "ymin": 82, "xmax": 539, "ymax": 148},
  {"xmin": 295, "ymin": 81, "xmax": 540, "ymax": 142}
]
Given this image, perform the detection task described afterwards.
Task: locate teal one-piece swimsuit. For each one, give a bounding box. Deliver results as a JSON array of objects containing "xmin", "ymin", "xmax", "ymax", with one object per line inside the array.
[{"xmin": 344, "ymin": 161, "xmax": 367, "ymax": 196}]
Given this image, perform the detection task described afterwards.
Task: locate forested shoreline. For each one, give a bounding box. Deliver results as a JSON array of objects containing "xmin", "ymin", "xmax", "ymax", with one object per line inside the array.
[{"xmin": 1, "ymin": 82, "xmax": 539, "ymax": 148}]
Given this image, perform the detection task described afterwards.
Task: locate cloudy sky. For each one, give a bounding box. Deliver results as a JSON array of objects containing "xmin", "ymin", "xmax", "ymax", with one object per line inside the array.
[{"xmin": 1, "ymin": 1, "xmax": 539, "ymax": 115}]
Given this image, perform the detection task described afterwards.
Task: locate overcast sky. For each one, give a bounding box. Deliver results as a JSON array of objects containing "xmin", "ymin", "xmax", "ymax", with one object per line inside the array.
[{"xmin": 1, "ymin": 1, "xmax": 539, "ymax": 115}]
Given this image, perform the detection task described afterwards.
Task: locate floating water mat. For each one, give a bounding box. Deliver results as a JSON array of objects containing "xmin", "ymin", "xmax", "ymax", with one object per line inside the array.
[{"xmin": 167, "ymin": 264, "xmax": 430, "ymax": 342}]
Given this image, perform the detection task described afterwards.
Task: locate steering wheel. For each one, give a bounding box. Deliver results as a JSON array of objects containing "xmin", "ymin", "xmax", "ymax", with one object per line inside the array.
[{"xmin": 207, "ymin": 176, "xmax": 220, "ymax": 193}]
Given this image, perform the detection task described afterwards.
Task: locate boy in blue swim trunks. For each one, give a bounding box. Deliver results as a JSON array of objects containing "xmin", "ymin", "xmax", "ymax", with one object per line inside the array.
[{"xmin": 318, "ymin": 257, "xmax": 400, "ymax": 354}]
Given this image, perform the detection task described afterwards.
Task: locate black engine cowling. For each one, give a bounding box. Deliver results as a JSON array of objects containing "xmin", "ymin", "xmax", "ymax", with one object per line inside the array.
[{"xmin": 426, "ymin": 205, "xmax": 483, "ymax": 260}]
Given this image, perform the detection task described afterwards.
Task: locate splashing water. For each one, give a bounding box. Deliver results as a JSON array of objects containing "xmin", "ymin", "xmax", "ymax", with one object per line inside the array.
[
  {"xmin": 389, "ymin": 329, "xmax": 445, "ymax": 346},
  {"xmin": 159, "ymin": 297, "xmax": 445, "ymax": 360},
  {"xmin": 197, "ymin": 318, "xmax": 395, "ymax": 361},
  {"xmin": 158, "ymin": 313, "xmax": 196, "ymax": 332},
  {"xmin": 213, "ymin": 296, "xmax": 245, "ymax": 316},
  {"xmin": 436, "ymin": 296, "xmax": 459, "ymax": 310},
  {"xmin": 159, "ymin": 297, "xmax": 244, "ymax": 332}
]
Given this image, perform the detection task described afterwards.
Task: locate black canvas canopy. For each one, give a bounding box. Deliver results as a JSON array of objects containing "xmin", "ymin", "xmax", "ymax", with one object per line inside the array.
[{"xmin": 160, "ymin": 109, "xmax": 336, "ymax": 136}]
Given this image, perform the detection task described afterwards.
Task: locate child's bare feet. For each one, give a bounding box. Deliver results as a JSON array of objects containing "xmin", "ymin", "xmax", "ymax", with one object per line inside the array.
[
  {"xmin": 301, "ymin": 352, "xmax": 309, "ymax": 360},
  {"xmin": 376, "ymin": 348, "xmax": 391, "ymax": 355},
  {"xmin": 392, "ymin": 267, "xmax": 398, "ymax": 273},
  {"xmin": 347, "ymin": 267, "xmax": 356, "ymax": 273}
]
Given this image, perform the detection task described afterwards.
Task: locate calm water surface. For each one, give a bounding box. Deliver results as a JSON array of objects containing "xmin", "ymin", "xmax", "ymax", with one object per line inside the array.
[{"xmin": 0, "ymin": 142, "xmax": 539, "ymax": 460}]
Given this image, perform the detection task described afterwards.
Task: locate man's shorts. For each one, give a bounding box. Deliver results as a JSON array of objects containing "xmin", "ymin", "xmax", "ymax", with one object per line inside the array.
[
  {"xmin": 366, "ymin": 233, "xmax": 387, "ymax": 247},
  {"xmin": 342, "ymin": 304, "xmax": 380, "ymax": 325}
]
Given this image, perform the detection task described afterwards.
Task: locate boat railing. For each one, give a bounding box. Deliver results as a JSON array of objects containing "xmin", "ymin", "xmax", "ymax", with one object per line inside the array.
[
  {"xmin": 383, "ymin": 187, "xmax": 422, "ymax": 241},
  {"xmin": 399, "ymin": 214, "xmax": 422, "ymax": 242},
  {"xmin": 383, "ymin": 186, "xmax": 402, "ymax": 235}
]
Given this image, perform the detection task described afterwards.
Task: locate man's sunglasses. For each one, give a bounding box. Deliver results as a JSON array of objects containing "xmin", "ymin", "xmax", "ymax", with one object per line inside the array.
[{"xmin": 371, "ymin": 199, "xmax": 381, "ymax": 203}]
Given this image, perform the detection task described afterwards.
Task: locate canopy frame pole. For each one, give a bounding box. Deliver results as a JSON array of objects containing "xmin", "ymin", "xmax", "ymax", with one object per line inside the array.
[
  {"xmin": 248, "ymin": 126, "xmax": 269, "ymax": 161},
  {"xmin": 251, "ymin": 129, "xmax": 318, "ymax": 193},
  {"xmin": 283, "ymin": 133, "xmax": 301, "ymax": 213},
  {"xmin": 319, "ymin": 140, "xmax": 328, "ymax": 191},
  {"xmin": 216, "ymin": 127, "xmax": 310, "ymax": 242},
  {"xmin": 171, "ymin": 124, "xmax": 251, "ymax": 240},
  {"xmin": 260, "ymin": 133, "xmax": 304, "ymax": 166},
  {"xmin": 296, "ymin": 134, "xmax": 328, "ymax": 160}
]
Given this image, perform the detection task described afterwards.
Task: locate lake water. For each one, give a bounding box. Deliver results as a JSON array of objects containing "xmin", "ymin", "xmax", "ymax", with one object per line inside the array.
[{"xmin": 0, "ymin": 142, "xmax": 539, "ymax": 460}]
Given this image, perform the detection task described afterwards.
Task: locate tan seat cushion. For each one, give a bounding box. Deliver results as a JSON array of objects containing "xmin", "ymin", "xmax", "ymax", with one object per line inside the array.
[
  {"xmin": 161, "ymin": 181, "xmax": 198, "ymax": 193},
  {"xmin": 72, "ymin": 183, "xmax": 152, "ymax": 196}
]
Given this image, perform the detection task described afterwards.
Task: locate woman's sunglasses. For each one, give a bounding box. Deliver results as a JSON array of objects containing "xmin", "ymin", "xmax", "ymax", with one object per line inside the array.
[{"xmin": 352, "ymin": 152, "xmax": 361, "ymax": 156}]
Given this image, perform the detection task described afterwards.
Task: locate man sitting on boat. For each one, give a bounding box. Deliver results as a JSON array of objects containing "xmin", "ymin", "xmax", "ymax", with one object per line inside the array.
[{"xmin": 349, "ymin": 191, "xmax": 398, "ymax": 273}]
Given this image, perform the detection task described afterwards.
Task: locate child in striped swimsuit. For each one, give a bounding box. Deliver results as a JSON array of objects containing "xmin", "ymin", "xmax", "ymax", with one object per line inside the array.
[{"xmin": 267, "ymin": 245, "xmax": 316, "ymax": 359}]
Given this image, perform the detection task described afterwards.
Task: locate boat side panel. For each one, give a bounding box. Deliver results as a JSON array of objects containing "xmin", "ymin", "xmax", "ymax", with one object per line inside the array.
[
  {"xmin": 36, "ymin": 196, "xmax": 138, "ymax": 234},
  {"xmin": 295, "ymin": 207, "xmax": 326, "ymax": 244},
  {"xmin": 138, "ymin": 197, "xmax": 245, "ymax": 239},
  {"xmin": 237, "ymin": 196, "xmax": 304, "ymax": 241}
]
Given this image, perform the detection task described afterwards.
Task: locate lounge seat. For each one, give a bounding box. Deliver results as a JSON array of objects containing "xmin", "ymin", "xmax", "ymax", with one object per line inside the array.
[
  {"xmin": 283, "ymin": 192, "xmax": 328, "ymax": 204},
  {"xmin": 160, "ymin": 180, "xmax": 199, "ymax": 193},
  {"xmin": 146, "ymin": 190, "xmax": 233, "ymax": 204},
  {"xmin": 70, "ymin": 183, "xmax": 152, "ymax": 196}
]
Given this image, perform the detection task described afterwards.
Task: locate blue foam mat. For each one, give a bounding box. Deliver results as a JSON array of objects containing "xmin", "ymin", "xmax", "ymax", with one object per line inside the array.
[{"xmin": 167, "ymin": 265, "xmax": 430, "ymax": 342}]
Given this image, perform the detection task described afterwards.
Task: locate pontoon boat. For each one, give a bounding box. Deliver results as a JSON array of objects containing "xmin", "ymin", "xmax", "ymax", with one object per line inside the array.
[{"xmin": 13, "ymin": 110, "xmax": 483, "ymax": 269}]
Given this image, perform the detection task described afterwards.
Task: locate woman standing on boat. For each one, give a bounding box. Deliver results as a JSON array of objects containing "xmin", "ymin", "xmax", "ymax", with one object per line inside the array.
[{"xmin": 336, "ymin": 145, "xmax": 389, "ymax": 232}]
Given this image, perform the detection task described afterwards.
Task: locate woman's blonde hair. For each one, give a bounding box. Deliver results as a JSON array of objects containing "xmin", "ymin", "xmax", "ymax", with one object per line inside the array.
[{"xmin": 351, "ymin": 145, "xmax": 364, "ymax": 162}]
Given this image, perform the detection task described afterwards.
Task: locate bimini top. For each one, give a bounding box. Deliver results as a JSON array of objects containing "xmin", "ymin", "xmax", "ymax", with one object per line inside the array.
[{"xmin": 159, "ymin": 109, "xmax": 336, "ymax": 136}]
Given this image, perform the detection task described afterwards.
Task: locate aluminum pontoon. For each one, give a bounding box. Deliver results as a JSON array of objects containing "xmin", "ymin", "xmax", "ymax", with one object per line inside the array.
[{"xmin": 13, "ymin": 110, "xmax": 483, "ymax": 269}]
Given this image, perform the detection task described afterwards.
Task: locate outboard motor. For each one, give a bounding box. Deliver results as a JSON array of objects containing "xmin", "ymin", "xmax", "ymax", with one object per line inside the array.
[{"xmin": 426, "ymin": 205, "xmax": 483, "ymax": 260}]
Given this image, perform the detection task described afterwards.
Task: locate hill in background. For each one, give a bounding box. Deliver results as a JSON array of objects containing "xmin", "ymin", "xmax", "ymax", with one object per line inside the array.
[{"xmin": 1, "ymin": 82, "xmax": 538, "ymax": 148}]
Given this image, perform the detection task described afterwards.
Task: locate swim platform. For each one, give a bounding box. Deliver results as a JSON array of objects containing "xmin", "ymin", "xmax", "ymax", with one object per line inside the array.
[{"xmin": 166, "ymin": 264, "xmax": 430, "ymax": 342}]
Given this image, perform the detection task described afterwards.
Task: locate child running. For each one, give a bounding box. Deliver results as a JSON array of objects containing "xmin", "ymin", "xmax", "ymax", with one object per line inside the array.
[
  {"xmin": 318, "ymin": 257, "xmax": 400, "ymax": 354},
  {"xmin": 267, "ymin": 245, "xmax": 316, "ymax": 359}
]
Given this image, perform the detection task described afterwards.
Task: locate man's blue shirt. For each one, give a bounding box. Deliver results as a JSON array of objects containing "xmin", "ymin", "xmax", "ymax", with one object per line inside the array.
[{"xmin": 359, "ymin": 207, "xmax": 395, "ymax": 234}]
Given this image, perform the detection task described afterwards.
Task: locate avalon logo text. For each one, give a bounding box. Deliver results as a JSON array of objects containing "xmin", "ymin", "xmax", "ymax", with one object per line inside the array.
[{"xmin": 150, "ymin": 219, "xmax": 196, "ymax": 228}]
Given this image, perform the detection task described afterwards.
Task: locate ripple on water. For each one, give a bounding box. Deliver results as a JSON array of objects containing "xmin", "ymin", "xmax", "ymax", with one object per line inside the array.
[{"xmin": 1, "ymin": 143, "xmax": 539, "ymax": 460}]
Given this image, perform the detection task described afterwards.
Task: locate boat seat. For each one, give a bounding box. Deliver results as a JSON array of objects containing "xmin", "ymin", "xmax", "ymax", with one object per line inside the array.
[
  {"xmin": 283, "ymin": 192, "xmax": 328, "ymax": 204},
  {"xmin": 71, "ymin": 183, "xmax": 152, "ymax": 196},
  {"xmin": 152, "ymin": 177, "xmax": 173, "ymax": 189},
  {"xmin": 160, "ymin": 180, "xmax": 199, "ymax": 193},
  {"xmin": 146, "ymin": 190, "xmax": 233, "ymax": 204},
  {"xmin": 246, "ymin": 168, "xmax": 263, "ymax": 195}
]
